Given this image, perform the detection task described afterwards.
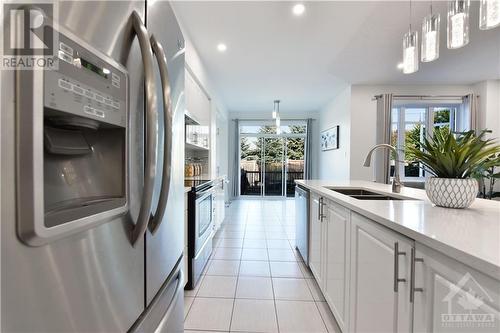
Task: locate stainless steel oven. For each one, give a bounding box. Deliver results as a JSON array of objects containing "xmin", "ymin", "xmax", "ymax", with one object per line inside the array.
[{"xmin": 185, "ymin": 180, "xmax": 215, "ymax": 289}]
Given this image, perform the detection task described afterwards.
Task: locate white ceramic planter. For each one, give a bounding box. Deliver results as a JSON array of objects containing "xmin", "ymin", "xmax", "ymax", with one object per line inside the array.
[{"xmin": 425, "ymin": 177, "xmax": 478, "ymax": 209}]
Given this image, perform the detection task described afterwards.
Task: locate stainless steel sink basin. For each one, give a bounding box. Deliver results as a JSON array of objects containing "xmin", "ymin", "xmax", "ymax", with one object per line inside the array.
[
  {"xmin": 325, "ymin": 187, "xmax": 415, "ymax": 201},
  {"xmin": 329, "ymin": 188, "xmax": 381, "ymax": 196},
  {"xmin": 349, "ymin": 195, "xmax": 403, "ymax": 201}
]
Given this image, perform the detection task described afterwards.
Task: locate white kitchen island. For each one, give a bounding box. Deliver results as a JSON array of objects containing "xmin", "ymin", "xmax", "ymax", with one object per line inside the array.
[{"xmin": 296, "ymin": 180, "xmax": 500, "ymax": 333}]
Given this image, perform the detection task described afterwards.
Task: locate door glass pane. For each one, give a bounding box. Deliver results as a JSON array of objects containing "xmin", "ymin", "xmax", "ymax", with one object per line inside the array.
[
  {"xmin": 240, "ymin": 137, "xmax": 262, "ymax": 195},
  {"xmin": 286, "ymin": 137, "xmax": 305, "ymax": 197},
  {"xmin": 403, "ymin": 108, "xmax": 426, "ymax": 178},
  {"xmin": 264, "ymin": 137, "xmax": 283, "ymax": 196}
]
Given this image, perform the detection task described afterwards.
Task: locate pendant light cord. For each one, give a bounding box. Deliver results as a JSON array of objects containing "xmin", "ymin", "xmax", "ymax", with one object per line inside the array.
[{"xmin": 409, "ymin": 0, "xmax": 412, "ymax": 31}]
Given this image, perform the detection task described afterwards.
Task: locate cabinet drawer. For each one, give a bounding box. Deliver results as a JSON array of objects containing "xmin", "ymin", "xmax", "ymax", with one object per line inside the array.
[{"xmin": 413, "ymin": 243, "xmax": 500, "ymax": 332}]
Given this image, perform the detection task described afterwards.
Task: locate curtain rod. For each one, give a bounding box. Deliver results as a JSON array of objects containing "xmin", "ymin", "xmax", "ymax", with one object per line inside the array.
[{"xmin": 372, "ymin": 94, "xmax": 468, "ymax": 100}]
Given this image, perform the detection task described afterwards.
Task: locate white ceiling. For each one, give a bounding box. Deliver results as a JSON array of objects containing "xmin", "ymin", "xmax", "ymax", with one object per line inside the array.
[{"xmin": 172, "ymin": 1, "xmax": 500, "ymax": 113}]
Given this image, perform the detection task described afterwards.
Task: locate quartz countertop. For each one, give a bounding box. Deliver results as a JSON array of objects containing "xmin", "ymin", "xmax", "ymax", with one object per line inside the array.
[{"xmin": 296, "ymin": 179, "xmax": 500, "ymax": 280}]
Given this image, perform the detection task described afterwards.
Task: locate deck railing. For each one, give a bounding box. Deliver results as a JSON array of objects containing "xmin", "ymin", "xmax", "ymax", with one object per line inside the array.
[{"xmin": 240, "ymin": 170, "xmax": 304, "ymax": 196}]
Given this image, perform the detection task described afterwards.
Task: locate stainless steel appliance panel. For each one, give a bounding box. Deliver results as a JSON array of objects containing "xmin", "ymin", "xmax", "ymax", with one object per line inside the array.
[
  {"xmin": 145, "ymin": 1, "xmax": 185, "ymax": 305},
  {"xmin": 295, "ymin": 185, "xmax": 310, "ymax": 264},
  {"xmin": 1, "ymin": 2, "xmax": 146, "ymax": 331}
]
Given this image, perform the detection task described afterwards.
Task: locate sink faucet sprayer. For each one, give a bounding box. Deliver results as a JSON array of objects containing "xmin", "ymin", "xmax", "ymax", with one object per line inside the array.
[{"xmin": 363, "ymin": 144, "xmax": 403, "ymax": 193}]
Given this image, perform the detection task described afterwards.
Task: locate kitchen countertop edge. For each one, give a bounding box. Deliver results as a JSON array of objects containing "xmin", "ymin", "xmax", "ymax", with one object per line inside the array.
[{"xmin": 296, "ymin": 179, "xmax": 500, "ymax": 280}]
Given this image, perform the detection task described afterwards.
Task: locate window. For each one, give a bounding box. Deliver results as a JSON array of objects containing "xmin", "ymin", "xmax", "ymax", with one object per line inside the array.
[{"xmin": 391, "ymin": 103, "xmax": 463, "ymax": 181}]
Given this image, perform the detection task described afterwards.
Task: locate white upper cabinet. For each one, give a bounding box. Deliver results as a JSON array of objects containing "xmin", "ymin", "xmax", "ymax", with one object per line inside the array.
[
  {"xmin": 324, "ymin": 200, "xmax": 350, "ymax": 332},
  {"xmin": 349, "ymin": 212, "xmax": 414, "ymax": 333},
  {"xmin": 413, "ymin": 243, "xmax": 500, "ymax": 333},
  {"xmin": 185, "ymin": 69, "xmax": 210, "ymax": 125}
]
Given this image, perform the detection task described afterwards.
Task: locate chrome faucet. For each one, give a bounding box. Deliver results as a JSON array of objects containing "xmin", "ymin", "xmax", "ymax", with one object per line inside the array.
[{"xmin": 363, "ymin": 144, "xmax": 403, "ymax": 193}]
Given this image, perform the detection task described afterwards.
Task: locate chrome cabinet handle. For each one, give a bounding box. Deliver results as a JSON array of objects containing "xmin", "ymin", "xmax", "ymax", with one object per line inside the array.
[
  {"xmin": 130, "ymin": 11, "xmax": 158, "ymax": 246},
  {"xmin": 148, "ymin": 34, "xmax": 173, "ymax": 234},
  {"xmin": 317, "ymin": 197, "xmax": 322, "ymax": 221},
  {"xmin": 410, "ymin": 247, "xmax": 424, "ymax": 302},
  {"xmin": 319, "ymin": 197, "xmax": 326, "ymax": 221},
  {"xmin": 393, "ymin": 242, "xmax": 407, "ymax": 292}
]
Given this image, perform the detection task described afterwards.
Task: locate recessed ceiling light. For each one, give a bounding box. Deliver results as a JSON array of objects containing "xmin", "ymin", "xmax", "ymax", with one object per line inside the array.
[
  {"xmin": 397, "ymin": 62, "xmax": 404, "ymax": 70},
  {"xmin": 217, "ymin": 43, "xmax": 227, "ymax": 52},
  {"xmin": 292, "ymin": 3, "xmax": 305, "ymax": 16}
]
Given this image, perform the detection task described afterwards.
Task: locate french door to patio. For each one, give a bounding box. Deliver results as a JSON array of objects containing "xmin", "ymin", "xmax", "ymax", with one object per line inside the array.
[{"xmin": 239, "ymin": 123, "xmax": 306, "ymax": 197}]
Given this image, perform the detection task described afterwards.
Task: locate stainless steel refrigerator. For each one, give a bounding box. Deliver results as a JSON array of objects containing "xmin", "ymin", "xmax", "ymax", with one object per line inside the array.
[{"xmin": 1, "ymin": 1, "xmax": 185, "ymax": 331}]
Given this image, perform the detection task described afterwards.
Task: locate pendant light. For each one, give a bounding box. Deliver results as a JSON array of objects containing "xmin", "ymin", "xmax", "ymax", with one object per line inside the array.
[
  {"xmin": 480, "ymin": 0, "xmax": 500, "ymax": 30},
  {"xmin": 274, "ymin": 100, "xmax": 281, "ymax": 134},
  {"xmin": 403, "ymin": 0, "xmax": 419, "ymax": 74},
  {"xmin": 421, "ymin": 1, "xmax": 440, "ymax": 62},
  {"xmin": 447, "ymin": 0, "xmax": 470, "ymax": 49}
]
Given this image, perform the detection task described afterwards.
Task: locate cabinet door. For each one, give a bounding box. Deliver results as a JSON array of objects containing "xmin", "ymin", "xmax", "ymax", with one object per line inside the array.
[
  {"xmin": 324, "ymin": 200, "xmax": 350, "ymax": 332},
  {"xmin": 349, "ymin": 212, "xmax": 413, "ymax": 333},
  {"xmin": 309, "ymin": 193, "xmax": 324, "ymax": 288},
  {"xmin": 413, "ymin": 244, "xmax": 500, "ymax": 333}
]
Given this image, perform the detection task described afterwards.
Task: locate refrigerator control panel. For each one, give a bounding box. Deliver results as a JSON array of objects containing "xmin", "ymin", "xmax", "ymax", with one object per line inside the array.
[{"xmin": 44, "ymin": 32, "xmax": 128, "ymax": 128}]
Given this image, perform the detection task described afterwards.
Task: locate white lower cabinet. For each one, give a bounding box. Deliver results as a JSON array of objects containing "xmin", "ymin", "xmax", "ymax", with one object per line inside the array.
[
  {"xmin": 413, "ymin": 243, "xmax": 500, "ymax": 333},
  {"xmin": 309, "ymin": 193, "xmax": 324, "ymax": 287},
  {"xmin": 305, "ymin": 190, "xmax": 500, "ymax": 333},
  {"xmin": 324, "ymin": 200, "xmax": 351, "ymax": 332},
  {"xmin": 214, "ymin": 178, "xmax": 225, "ymax": 232},
  {"xmin": 349, "ymin": 212, "xmax": 414, "ymax": 333}
]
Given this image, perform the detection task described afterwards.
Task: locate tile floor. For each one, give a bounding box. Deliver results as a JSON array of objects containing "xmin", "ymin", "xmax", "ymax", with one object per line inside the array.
[{"xmin": 184, "ymin": 198, "xmax": 341, "ymax": 333}]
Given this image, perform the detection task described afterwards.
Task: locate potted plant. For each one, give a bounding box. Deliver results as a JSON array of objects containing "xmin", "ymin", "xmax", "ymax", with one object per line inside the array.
[
  {"xmin": 475, "ymin": 153, "xmax": 500, "ymax": 200},
  {"xmin": 408, "ymin": 129, "xmax": 500, "ymax": 208}
]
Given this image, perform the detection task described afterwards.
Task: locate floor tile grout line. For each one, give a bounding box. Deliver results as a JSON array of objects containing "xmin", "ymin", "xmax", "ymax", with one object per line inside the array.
[
  {"xmin": 267, "ymin": 218, "xmax": 281, "ymax": 333},
  {"xmin": 228, "ymin": 213, "xmax": 245, "ymax": 333}
]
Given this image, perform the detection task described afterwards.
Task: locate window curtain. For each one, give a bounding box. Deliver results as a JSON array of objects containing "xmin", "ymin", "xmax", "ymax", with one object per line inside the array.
[
  {"xmin": 461, "ymin": 94, "xmax": 479, "ymax": 133},
  {"xmin": 375, "ymin": 93, "xmax": 393, "ymax": 184},
  {"xmin": 304, "ymin": 118, "xmax": 313, "ymax": 179},
  {"xmin": 229, "ymin": 119, "xmax": 239, "ymax": 201}
]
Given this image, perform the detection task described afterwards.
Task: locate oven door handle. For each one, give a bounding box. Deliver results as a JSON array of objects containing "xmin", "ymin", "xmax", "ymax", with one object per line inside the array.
[
  {"xmin": 148, "ymin": 35, "xmax": 173, "ymax": 235},
  {"xmin": 130, "ymin": 11, "xmax": 158, "ymax": 246}
]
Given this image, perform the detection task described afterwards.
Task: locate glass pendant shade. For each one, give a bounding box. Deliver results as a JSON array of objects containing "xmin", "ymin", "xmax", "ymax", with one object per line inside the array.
[
  {"xmin": 403, "ymin": 30, "xmax": 419, "ymax": 74},
  {"xmin": 421, "ymin": 13, "xmax": 440, "ymax": 62},
  {"xmin": 480, "ymin": 0, "xmax": 500, "ymax": 30},
  {"xmin": 447, "ymin": 0, "xmax": 470, "ymax": 49}
]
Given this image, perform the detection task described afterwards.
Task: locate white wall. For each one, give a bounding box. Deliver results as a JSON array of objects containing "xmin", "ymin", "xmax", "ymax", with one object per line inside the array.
[
  {"xmin": 474, "ymin": 80, "xmax": 500, "ymax": 139},
  {"xmin": 318, "ymin": 82, "xmax": 500, "ymax": 182},
  {"xmin": 318, "ymin": 85, "xmax": 351, "ymax": 181}
]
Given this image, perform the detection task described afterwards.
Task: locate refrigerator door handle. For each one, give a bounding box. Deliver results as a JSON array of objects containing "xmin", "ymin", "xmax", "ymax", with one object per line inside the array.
[
  {"xmin": 153, "ymin": 269, "xmax": 184, "ymax": 333},
  {"xmin": 130, "ymin": 11, "xmax": 159, "ymax": 246},
  {"xmin": 148, "ymin": 34, "xmax": 173, "ymax": 234}
]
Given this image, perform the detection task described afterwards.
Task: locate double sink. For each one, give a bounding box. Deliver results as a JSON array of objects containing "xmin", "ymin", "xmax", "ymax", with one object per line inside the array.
[{"xmin": 326, "ymin": 187, "xmax": 416, "ymax": 201}]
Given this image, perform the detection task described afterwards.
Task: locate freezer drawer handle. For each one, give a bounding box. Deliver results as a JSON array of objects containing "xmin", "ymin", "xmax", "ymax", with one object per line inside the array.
[
  {"xmin": 154, "ymin": 268, "xmax": 184, "ymax": 333},
  {"xmin": 130, "ymin": 11, "xmax": 159, "ymax": 246},
  {"xmin": 148, "ymin": 34, "xmax": 173, "ymax": 234}
]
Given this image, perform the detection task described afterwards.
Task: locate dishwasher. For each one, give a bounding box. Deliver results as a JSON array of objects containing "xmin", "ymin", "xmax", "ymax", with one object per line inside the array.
[{"xmin": 295, "ymin": 185, "xmax": 310, "ymax": 265}]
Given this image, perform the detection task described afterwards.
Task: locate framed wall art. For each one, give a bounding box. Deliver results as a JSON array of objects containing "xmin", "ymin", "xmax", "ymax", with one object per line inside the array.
[{"xmin": 320, "ymin": 125, "xmax": 339, "ymax": 151}]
